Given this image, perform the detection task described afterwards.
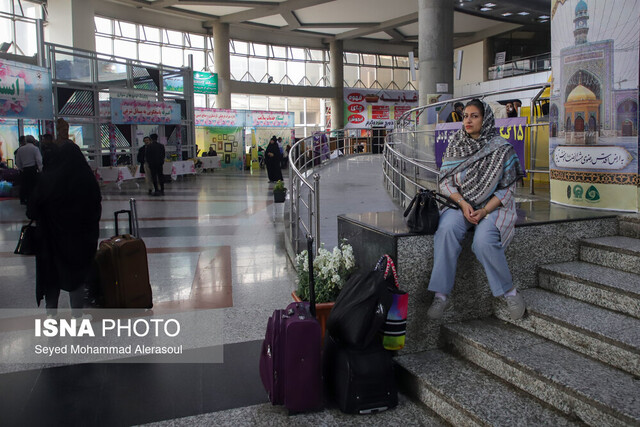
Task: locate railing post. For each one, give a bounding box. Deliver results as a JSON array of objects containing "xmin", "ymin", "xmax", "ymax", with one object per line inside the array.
[{"xmin": 313, "ymin": 173, "xmax": 321, "ymax": 254}]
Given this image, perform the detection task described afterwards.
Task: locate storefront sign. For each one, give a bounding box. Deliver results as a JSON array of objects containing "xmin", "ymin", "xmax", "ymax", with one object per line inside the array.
[
  {"xmin": 194, "ymin": 72, "xmax": 218, "ymax": 95},
  {"xmin": 195, "ymin": 108, "xmax": 245, "ymax": 127},
  {"xmin": 0, "ymin": 59, "xmax": 53, "ymax": 119},
  {"xmin": 434, "ymin": 117, "xmax": 527, "ymax": 169},
  {"xmin": 343, "ymin": 89, "xmax": 419, "ymax": 129},
  {"xmin": 247, "ymin": 111, "xmax": 295, "ymax": 127},
  {"xmin": 111, "ymin": 98, "xmax": 181, "ymax": 125},
  {"xmin": 552, "ymin": 145, "xmax": 633, "ymax": 170}
]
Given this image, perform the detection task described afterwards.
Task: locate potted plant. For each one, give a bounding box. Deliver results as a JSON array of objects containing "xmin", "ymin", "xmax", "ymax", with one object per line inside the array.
[
  {"xmin": 292, "ymin": 240, "xmax": 356, "ymax": 341},
  {"xmin": 273, "ymin": 180, "xmax": 287, "ymax": 203}
]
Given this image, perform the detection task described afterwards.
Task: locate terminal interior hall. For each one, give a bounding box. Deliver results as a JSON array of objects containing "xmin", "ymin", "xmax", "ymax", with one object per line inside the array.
[{"xmin": 1, "ymin": 0, "xmax": 639, "ymax": 426}]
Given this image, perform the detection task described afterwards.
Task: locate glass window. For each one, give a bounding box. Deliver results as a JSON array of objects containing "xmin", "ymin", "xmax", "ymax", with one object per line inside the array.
[
  {"xmin": 95, "ymin": 36, "xmax": 113, "ymax": 56},
  {"xmin": 230, "ymin": 55, "xmax": 248, "ymax": 80},
  {"xmin": 185, "ymin": 49, "xmax": 205, "ymax": 71},
  {"xmin": 394, "ymin": 68, "xmax": 410, "ymax": 90},
  {"xmin": 344, "ymin": 53, "xmax": 359, "ymax": 65},
  {"xmin": 165, "ymin": 29, "xmax": 183, "ymax": 46},
  {"xmin": 249, "ymin": 57, "xmax": 267, "ymax": 81},
  {"xmin": 249, "ymin": 95, "xmax": 268, "ymax": 110},
  {"xmin": 268, "ymin": 96, "xmax": 286, "ymax": 111},
  {"xmin": 287, "ymin": 61, "xmax": 305, "ymax": 85},
  {"xmin": 22, "ymin": 2, "xmax": 42, "ymax": 19},
  {"xmin": 139, "ymin": 42, "xmax": 160, "ymax": 64},
  {"xmin": 272, "ymin": 45, "xmax": 287, "ymax": 59},
  {"xmin": 15, "ymin": 20, "xmax": 37, "ymax": 56},
  {"xmin": 118, "ymin": 21, "xmax": 137, "ymax": 39},
  {"xmin": 268, "ymin": 59, "xmax": 286, "ymax": 82},
  {"xmin": 142, "ymin": 25, "xmax": 160, "ymax": 42},
  {"xmin": 291, "ymin": 47, "xmax": 305, "ymax": 61},
  {"xmin": 162, "ymin": 46, "xmax": 183, "ymax": 66},
  {"xmin": 232, "ymin": 40, "xmax": 248, "ymax": 55},
  {"xmin": 305, "ymin": 62, "xmax": 323, "ymax": 86},
  {"xmin": 380, "ymin": 55, "xmax": 393, "ymax": 67},
  {"xmin": 288, "ymin": 97, "xmax": 305, "ymax": 124},
  {"xmin": 190, "ymin": 34, "xmax": 204, "ymax": 49},
  {"xmin": 95, "ymin": 17, "xmax": 112, "ymax": 34},
  {"xmin": 344, "ymin": 65, "xmax": 358, "ymax": 87},
  {"xmin": 231, "ymin": 94, "xmax": 249, "ymax": 110},
  {"xmin": 194, "ymin": 93, "xmax": 206, "ymax": 108},
  {"xmin": 0, "ymin": 0, "xmax": 11, "ymax": 13},
  {"xmin": 362, "ymin": 54, "xmax": 376, "ymax": 66},
  {"xmin": 253, "ymin": 43, "xmax": 268, "ymax": 57},
  {"xmin": 0, "ymin": 16, "xmax": 12, "ymax": 49},
  {"xmin": 396, "ymin": 56, "xmax": 409, "ymax": 68},
  {"xmin": 305, "ymin": 98, "xmax": 321, "ymax": 125},
  {"xmin": 360, "ymin": 67, "xmax": 376, "ymax": 88},
  {"xmin": 377, "ymin": 68, "xmax": 392, "ymax": 88},
  {"xmin": 114, "ymin": 38, "xmax": 137, "ymax": 60},
  {"xmin": 308, "ymin": 49, "xmax": 323, "ymax": 61}
]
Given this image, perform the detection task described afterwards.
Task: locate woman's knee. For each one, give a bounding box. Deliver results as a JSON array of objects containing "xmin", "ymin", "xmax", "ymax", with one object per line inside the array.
[{"xmin": 471, "ymin": 237, "xmax": 499, "ymax": 255}]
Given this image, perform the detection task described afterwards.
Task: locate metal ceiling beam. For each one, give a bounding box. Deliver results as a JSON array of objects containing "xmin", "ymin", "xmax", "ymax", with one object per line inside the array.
[
  {"xmin": 384, "ymin": 28, "xmax": 405, "ymax": 42},
  {"xmin": 219, "ymin": 0, "xmax": 334, "ymax": 24},
  {"xmin": 334, "ymin": 12, "xmax": 418, "ymax": 40},
  {"xmin": 282, "ymin": 10, "xmax": 301, "ymax": 30}
]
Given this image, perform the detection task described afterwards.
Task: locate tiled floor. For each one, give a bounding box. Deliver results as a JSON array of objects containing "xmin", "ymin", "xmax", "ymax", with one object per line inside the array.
[{"xmin": 0, "ymin": 155, "xmax": 622, "ymax": 426}]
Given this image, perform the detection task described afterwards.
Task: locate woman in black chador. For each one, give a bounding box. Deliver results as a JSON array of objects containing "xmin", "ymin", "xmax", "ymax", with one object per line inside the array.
[{"xmin": 264, "ymin": 136, "xmax": 283, "ymax": 183}]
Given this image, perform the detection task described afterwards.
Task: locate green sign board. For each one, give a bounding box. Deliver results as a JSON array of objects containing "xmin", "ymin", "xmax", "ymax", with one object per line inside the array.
[{"xmin": 194, "ymin": 71, "xmax": 218, "ymax": 95}]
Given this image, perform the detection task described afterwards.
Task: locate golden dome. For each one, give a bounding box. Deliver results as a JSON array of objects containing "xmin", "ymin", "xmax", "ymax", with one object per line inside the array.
[{"xmin": 567, "ymin": 84, "xmax": 597, "ymax": 102}]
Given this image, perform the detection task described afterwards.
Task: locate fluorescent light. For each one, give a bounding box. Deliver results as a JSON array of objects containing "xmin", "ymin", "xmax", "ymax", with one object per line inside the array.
[
  {"xmin": 480, "ymin": 7, "xmax": 492, "ymax": 11},
  {"xmin": 502, "ymin": 12, "xmax": 513, "ymax": 16},
  {"xmin": 518, "ymin": 11, "xmax": 530, "ymax": 15},
  {"xmin": 483, "ymin": 2, "xmax": 496, "ymax": 6},
  {"xmin": 539, "ymin": 15, "xmax": 550, "ymax": 19}
]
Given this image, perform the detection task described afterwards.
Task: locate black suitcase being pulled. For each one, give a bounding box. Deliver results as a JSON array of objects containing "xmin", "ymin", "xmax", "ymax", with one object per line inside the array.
[{"xmin": 323, "ymin": 335, "xmax": 398, "ymax": 414}]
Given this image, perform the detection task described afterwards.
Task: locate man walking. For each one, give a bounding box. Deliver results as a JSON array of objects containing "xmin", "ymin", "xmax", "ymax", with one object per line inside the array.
[
  {"xmin": 145, "ymin": 133, "xmax": 165, "ymax": 196},
  {"xmin": 15, "ymin": 135, "xmax": 42, "ymax": 205},
  {"xmin": 137, "ymin": 136, "xmax": 154, "ymax": 195}
]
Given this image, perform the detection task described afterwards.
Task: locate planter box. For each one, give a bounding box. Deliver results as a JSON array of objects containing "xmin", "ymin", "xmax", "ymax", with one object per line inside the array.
[
  {"xmin": 292, "ymin": 291, "xmax": 334, "ymax": 345},
  {"xmin": 274, "ymin": 190, "xmax": 286, "ymax": 203}
]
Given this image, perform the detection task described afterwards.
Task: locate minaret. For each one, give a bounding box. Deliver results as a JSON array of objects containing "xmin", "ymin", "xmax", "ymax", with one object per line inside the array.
[{"xmin": 574, "ymin": 0, "xmax": 589, "ymax": 45}]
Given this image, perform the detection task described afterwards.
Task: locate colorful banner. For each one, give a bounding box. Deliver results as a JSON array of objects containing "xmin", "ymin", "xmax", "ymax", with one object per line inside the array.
[
  {"xmin": 199, "ymin": 127, "xmax": 244, "ymax": 170},
  {"xmin": 549, "ymin": 0, "xmax": 639, "ymax": 211},
  {"xmin": 110, "ymin": 98, "xmax": 181, "ymax": 125},
  {"xmin": 0, "ymin": 59, "xmax": 53, "ymax": 119},
  {"xmin": 247, "ymin": 111, "xmax": 295, "ymax": 128},
  {"xmin": 343, "ymin": 89, "xmax": 419, "ymax": 129},
  {"xmin": 195, "ymin": 108, "xmax": 245, "ymax": 127},
  {"xmin": 434, "ymin": 117, "xmax": 528, "ymax": 169}
]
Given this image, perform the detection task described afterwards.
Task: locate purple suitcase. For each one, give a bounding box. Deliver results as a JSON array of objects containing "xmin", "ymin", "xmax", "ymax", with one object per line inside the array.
[{"xmin": 259, "ymin": 236, "xmax": 322, "ymax": 413}]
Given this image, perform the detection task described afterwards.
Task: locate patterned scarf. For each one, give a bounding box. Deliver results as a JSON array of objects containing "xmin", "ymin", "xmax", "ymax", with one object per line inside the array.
[{"xmin": 440, "ymin": 101, "xmax": 524, "ymax": 206}]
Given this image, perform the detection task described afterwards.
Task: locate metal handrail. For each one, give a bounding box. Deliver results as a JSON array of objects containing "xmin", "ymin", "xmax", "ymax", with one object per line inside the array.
[{"xmin": 287, "ymin": 130, "xmax": 378, "ymax": 254}]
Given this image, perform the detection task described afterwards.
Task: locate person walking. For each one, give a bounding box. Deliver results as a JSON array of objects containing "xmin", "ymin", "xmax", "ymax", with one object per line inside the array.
[
  {"xmin": 137, "ymin": 136, "xmax": 154, "ymax": 195},
  {"xmin": 15, "ymin": 135, "xmax": 42, "ymax": 205},
  {"xmin": 265, "ymin": 136, "xmax": 283, "ymax": 183},
  {"xmin": 145, "ymin": 133, "xmax": 166, "ymax": 196}
]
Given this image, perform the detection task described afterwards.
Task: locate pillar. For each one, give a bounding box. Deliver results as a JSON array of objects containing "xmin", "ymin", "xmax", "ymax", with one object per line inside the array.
[
  {"xmin": 213, "ymin": 22, "xmax": 231, "ymax": 109},
  {"xmin": 46, "ymin": 0, "xmax": 95, "ymax": 52},
  {"xmin": 418, "ymin": 0, "xmax": 454, "ymax": 105},
  {"xmin": 329, "ymin": 40, "xmax": 344, "ymax": 130}
]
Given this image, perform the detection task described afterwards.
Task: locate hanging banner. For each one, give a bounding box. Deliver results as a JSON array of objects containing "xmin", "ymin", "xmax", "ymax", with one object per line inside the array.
[
  {"xmin": 246, "ymin": 110, "xmax": 295, "ymax": 128},
  {"xmin": 434, "ymin": 117, "xmax": 527, "ymax": 169},
  {"xmin": 0, "ymin": 59, "xmax": 53, "ymax": 119},
  {"xmin": 549, "ymin": 0, "xmax": 639, "ymax": 211},
  {"xmin": 110, "ymin": 98, "xmax": 181, "ymax": 125},
  {"xmin": 343, "ymin": 89, "xmax": 419, "ymax": 129},
  {"xmin": 195, "ymin": 108, "xmax": 245, "ymax": 127}
]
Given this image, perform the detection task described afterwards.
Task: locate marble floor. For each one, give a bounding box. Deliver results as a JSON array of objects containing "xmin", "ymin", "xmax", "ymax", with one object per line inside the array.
[{"xmin": 0, "ymin": 155, "xmax": 623, "ymax": 426}]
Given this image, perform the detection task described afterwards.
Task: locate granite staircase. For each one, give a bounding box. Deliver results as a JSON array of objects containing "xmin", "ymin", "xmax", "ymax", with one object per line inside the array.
[{"xmin": 396, "ymin": 216, "xmax": 640, "ymax": 426}]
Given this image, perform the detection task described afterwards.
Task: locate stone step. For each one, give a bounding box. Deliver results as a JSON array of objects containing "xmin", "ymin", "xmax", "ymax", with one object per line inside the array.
[
  {"xmin": 494, "ymin": 288, "xmax": 640, "ymax": 376},
  {"xmin": 538, "ymin": 261, "xmax": 640, "ymax": 319},
  {"xmin": 444, "ymin": 318, "xmax": 640, "ymax": 426},
  {"xmin": 580, "ymin": 236, "xmax": 640, "ymax": 275},
  {"xmin": 619, "ymin": 215, "xmax": 640, "ymax": 239},
  {"xmin": 395, "ymin": 349, "xmax": 580, "ymax": 427}
]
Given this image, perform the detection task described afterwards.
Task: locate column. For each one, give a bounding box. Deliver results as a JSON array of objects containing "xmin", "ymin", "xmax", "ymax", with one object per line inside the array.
[
  {"xmin": 213, "ymin": 22, "xmax": 231, "ymax": 109},
  {"xmin": 329, "ymin": 40, "xmax": 344, "ymax": 130},
  {"xmin": 418, "ymin": 0, "xmax": 454, "ymax": 105},
  {"xmin": 46, "ymin": 0, "xmax": 96, "ymax": 52}
]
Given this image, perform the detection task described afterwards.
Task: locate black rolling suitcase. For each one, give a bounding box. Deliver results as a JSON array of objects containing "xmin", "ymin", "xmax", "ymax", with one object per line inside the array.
[{"xmin": 323, "ymin": 334, "xmax": 398, "ymax": 414}]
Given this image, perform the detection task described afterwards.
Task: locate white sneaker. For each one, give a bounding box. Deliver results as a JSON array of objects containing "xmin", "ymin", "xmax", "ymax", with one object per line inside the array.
[
  {"xmin": 427, "ymin": 297, "xmax": 450, "ymax": 320},
  {"xmin": 505, "ymin": 292, "xmax": 526, "ymax": 320}
]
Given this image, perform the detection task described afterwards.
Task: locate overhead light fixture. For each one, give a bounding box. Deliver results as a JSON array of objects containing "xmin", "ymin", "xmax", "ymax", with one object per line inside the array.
[
  {"xmin": 502, "ymin": 12, "xmax": 513, "ymax": 16},
  {"xmin": 538, "ymin": 19, "xmax": 549, "ymax": 23},
  {"xmin": 518, "ymin": 11, "xmax": 530, "ymax": 15},
  {"xmin": 539, "ymin": 15, "xmax": 550, "ymax": 19},
  {"xmin": 483, "ymin": 2, "xmax": 496, "ymax": 7},
  {"xmin": 480, "ymin": 7, "xmax": 492, "ymax": 11}
]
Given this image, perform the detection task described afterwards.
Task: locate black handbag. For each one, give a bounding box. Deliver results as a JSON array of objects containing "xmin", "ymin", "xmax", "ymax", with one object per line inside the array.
[
  {"xmin": 14, "ymin": 221, "xmax": 37, "ymax": 255},
  {"xmin": 403, "ymin": 189, "xmax": 458, "ymax": 234}
]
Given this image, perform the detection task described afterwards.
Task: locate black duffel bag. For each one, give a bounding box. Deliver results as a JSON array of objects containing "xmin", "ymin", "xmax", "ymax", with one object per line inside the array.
[{"xmin": 403, "ymin": 189, "xmax": 458, "ymax": 234}]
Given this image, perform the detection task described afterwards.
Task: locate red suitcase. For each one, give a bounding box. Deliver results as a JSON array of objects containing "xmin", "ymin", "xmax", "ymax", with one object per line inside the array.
[
  {"xmin": 259, "ymin": 236, "xmax": 322, "ymax": 413},
  {"xmin": 95, "ymin": 198, "xmax": 153, "ymax": 309}
]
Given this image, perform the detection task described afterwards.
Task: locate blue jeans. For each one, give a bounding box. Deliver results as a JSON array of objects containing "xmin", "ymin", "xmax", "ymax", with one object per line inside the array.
[{"xmin": 428, "ymin": 208, "xmax": 513, "ymax": 297}]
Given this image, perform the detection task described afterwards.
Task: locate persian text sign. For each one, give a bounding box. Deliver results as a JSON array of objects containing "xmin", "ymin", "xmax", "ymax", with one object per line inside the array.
[
  {"xmin": 552, "ymin": 146, "xmax": 633, "ymax": 170},
  {"xmin": 247, "ymin": 111, "xmax": 295, "ymax": 127},
  {"xmin": 343, "ymin": 89, "xmax": 419, "ymax": 129},
  {"xmin": 434, "ymin": 117, "xmax": 527, "ymax": 169},
  {"xmin": 194, "ymin": 108, "xmax": 244, "ymax": 127},
  {"xmin": 0, "ymin": 59, "xmax": 53, "ymax": 119},
  {"xmin": 194, "ymin": 72, "xmax": 218, "ymax": 94},
  {"xmin": 111, "ymin": 98, "xmax": 181, "ymax": 125}
]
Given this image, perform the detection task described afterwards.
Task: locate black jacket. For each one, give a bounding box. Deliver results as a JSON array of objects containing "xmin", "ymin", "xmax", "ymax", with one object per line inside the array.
[{"xmin": 145, "ymin": 141, "xmax": 165, "ymax": 168}]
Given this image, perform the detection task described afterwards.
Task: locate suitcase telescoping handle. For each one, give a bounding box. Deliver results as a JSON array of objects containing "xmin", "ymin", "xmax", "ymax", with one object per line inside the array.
[
  {"xmin": 113, "ymin": 199, "xmax": 141, "ymax": 238},
  {"xmin": 307, "ymin": 235, "xmax": 316, "ymax": 318},
  {"xmin": 114, "ymin": 210, "xmax": 133, "ymax": 236}
]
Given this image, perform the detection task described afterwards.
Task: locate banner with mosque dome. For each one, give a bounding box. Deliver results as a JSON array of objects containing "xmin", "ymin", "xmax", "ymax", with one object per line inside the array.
[{"xmin": 549, "ymin": 0, "xmax": 639, "ymax": 212}]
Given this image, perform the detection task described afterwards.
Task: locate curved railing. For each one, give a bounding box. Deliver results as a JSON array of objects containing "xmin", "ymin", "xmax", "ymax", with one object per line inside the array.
[
  {"xmin": 286, "ymin": 130, "xmax": 375, "ymax": 255},
  {"xmin": 385, "ymin": 82, "xmax": 551, "ymax": 208}
]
